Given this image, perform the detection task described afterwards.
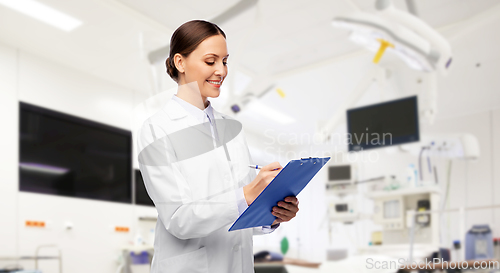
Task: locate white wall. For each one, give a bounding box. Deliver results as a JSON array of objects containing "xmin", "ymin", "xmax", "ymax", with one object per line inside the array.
[
  {"xmin": 0, "ymin": 40, "xmax": 19, "ymax": 260},
  {"xmin": 494, "ymin": 109, "xmax": 500, "ymax": 237},
  {"xmin": 0, "ymin": 41, "xmax": 156, "ymax": 273}
]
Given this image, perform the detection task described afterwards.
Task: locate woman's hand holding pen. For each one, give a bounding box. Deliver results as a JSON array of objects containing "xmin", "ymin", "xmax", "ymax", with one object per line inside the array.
[
  {"xmin": 243, "ymin": 162, "xmax": 300, "ymax": 226},
  {"xmin": 243, "ymin": 162, "xmax": 282, "ymax": 206}
]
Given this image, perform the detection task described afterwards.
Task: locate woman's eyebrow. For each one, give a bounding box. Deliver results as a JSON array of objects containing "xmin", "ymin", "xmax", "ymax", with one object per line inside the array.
[{"xmin": 204, "ymin": 53, "xmax": 230, "ymax": 58}]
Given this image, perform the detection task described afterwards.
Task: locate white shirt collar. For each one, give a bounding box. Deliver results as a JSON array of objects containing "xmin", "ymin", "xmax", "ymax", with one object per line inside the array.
[{"xmin": 172, "ymin": 94, "xmax": 215, "ymax": 124}]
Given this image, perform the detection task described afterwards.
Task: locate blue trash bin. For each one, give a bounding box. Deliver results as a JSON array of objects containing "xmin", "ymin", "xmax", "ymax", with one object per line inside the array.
[{"xmin": 130, "ymin": 251, "xmax": 149, "ymax": 265}]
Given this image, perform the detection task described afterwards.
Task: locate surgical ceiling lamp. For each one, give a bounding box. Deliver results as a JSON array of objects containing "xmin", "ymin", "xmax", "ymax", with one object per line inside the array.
[{"xmin": 332, "ymin": 0, "xmax": 452, "ymax": 74}]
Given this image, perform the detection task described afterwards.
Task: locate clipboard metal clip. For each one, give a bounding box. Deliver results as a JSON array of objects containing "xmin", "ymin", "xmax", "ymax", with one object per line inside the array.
[{"xmin": 299, "ymin": 157, "xmax": 330, "ymax": 165}]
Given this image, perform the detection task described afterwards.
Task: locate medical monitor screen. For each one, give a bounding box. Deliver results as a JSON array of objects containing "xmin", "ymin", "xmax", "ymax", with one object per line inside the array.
[
  {"xmin": 328, "ymin": 165, "xmax": 351, "ymax": 181},
  {"xmin": 19, "ymin": 102, "xmax": 132, "ymax": 203},
  {"xmin": 135, "ymin": 169, "xmax": 154, "ymax": 207},
  {"xmin": 347, "ymin": 96, "xmax": 419, "ymax": 151}
]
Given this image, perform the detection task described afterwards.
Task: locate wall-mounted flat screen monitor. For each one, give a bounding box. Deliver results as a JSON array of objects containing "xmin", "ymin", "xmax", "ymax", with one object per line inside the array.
[
  {"xmin": 347, "ymin": 96, "xmax": 419, "ymax": 151},
  {"xmin": 328, "ymin": 165, "xmax": 352, "ymax": 185},
  {"xmin": 19, "ymin": 102, "xmax": 132, "ymax": 203},
  {"xmin": 134, "ymin": 169, "xmax": 154, "ymax": 207}
]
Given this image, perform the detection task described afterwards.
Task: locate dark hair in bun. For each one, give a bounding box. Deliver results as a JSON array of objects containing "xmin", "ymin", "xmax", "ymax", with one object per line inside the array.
[{"xmin": 166, "ymin": 20, "xmax": 226, "ymax": 82}]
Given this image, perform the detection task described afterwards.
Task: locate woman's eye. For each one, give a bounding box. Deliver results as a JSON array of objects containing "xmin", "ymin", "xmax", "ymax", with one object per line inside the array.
[{"xmin": 205, "ymin": 61, "xmax": 228, "ymax": 66}]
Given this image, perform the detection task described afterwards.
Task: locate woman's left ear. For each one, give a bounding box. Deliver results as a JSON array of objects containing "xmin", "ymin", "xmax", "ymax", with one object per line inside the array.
[{"xmin": 174, "ymin": 53, "xmax": 185, "ymax": 74}]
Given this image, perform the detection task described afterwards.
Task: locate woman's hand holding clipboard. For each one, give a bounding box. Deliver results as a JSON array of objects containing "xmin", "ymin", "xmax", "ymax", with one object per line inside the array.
[
  {"xmin": 229, "ymin": 157, "xmax": 331, "ymax": 231},
  {"xmin": 244, "ymin": 162, "xmax": 299, "ymax": 226}
]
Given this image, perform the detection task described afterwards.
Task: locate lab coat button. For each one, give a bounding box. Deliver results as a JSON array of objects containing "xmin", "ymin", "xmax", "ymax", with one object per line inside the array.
[{"xmin": 233, "ymin": 244, "xmax": 240, "ymax": 252}]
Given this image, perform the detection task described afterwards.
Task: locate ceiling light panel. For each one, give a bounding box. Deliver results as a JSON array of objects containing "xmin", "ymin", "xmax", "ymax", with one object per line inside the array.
[{"xmin": 0, "ymin": 0, "xmax": 83, "ymax": 32}]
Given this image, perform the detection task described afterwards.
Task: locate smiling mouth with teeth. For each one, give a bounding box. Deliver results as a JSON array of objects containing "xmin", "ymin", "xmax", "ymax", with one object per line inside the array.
[{"xmin": 207, "ymin": 80, "xmax": 222, "ymax": 86}]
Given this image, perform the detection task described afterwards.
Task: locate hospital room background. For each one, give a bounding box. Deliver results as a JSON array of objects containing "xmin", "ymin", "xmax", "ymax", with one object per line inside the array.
[{"xmin": 0, "ymin": 0, "xmax": 499, "ymax": 272}]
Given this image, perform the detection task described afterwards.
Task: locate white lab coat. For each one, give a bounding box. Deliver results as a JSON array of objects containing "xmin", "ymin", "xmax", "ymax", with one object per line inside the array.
[{"xmin": 137, "ymin": 98, "xmax": 271, "ymax": 273}]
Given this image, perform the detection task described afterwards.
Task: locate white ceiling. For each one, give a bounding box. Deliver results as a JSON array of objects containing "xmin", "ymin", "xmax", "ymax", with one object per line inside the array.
[
  {"xmin": 0, "ymin": 0, "xmax": 499, "ymax": 145},
  {"xmin": 116, "ymin": 0, "xmax": 241, "ymax": 30},
  {"xmin": 2, "ymin": 0, "xmax": 496, "ymax": 96}
]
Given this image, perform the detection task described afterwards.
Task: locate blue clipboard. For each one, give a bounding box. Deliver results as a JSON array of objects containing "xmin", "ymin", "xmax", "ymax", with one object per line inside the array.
[{"xmin": 228, "ymin": 157, "xmax": 330, "ymax": 231}]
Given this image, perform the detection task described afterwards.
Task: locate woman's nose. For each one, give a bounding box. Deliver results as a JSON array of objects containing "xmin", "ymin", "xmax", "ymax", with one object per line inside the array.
[{"xmin": 214, "ymin": 63, "xmax": 226, "ymax": 77}]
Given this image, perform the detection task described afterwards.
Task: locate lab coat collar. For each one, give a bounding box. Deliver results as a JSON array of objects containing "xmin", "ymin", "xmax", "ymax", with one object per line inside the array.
[
  {"xmin": 161, "ymin": 96, "xmax": 210, "ymax": 139},
  {"xmin": 163, "ymin": 97, "xmax": 188, "ymax": 120},
  {"xmin": 171, "ymin": 94, "xmax": 216, "ymax": 124},
  {"xmin": 164, "ymin": 95, "xmax": 216, "ymax": 120},
  {"xmin": 163, "ymin": 95, "xmax": 219, "ymax": 139}
]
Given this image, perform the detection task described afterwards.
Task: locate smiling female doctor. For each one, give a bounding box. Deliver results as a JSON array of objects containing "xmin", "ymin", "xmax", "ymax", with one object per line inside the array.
[{"xmin": 137, "ymin": 20, "xmax": 300, "ymax": 273}]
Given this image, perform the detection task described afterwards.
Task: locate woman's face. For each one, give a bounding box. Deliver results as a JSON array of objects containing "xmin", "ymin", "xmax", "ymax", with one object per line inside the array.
[{"xmin": 176, "ymin": 34, "xmax": 228, "ymax": 101}]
